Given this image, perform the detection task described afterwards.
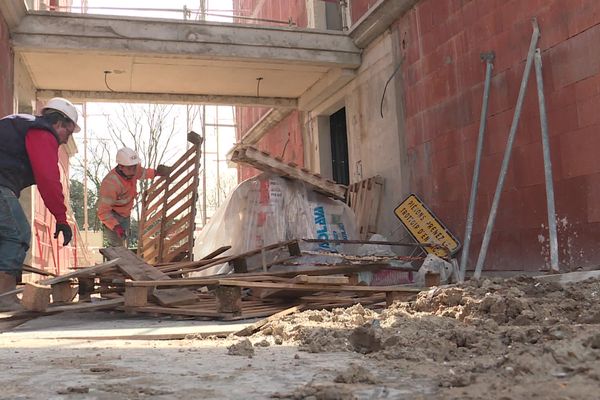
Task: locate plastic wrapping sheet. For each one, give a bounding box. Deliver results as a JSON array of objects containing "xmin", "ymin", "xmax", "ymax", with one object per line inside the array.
[{"xmin": 192, "ymin": 173, "xmax": 358, "ymax": 276}]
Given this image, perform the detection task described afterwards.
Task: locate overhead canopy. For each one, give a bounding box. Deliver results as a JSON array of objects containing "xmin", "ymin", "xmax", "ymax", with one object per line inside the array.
[{"xmin": 11, "ymin": 12, "xmax": 362, "ymax": 108}]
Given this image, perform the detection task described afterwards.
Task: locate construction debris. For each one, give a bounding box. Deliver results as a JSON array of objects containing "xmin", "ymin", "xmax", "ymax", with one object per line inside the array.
[{"xmin": 2, "ymin": 239, "xmax": 426, "ymax": 322}]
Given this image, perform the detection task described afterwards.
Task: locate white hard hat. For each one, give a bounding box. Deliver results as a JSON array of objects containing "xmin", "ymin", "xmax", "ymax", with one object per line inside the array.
[
  {"xmin": 116, "ymin": 147, "xmax": 141, "ymax": 166},
  {"xmin": 42, "ymin": 97, "xmax": 81, "ymax": 133}
]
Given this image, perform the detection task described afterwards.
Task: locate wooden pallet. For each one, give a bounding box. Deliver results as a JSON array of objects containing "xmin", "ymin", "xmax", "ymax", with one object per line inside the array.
[
  {"xmin": 229, "ymin": 145, "xmax": 347, "ymax": 200},
  {"xmin": 346, "ymin": 176, "xmax": 384, "ymax": 240},
  {"xmin": 138, "ymin": 131, "xmax": 203, "ymax": 264}
]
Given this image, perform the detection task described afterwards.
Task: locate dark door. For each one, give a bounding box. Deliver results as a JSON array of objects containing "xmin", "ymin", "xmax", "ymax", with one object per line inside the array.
[{"xmin": 330, "ymin": 108, "xmax": 349, "ymax": 185}]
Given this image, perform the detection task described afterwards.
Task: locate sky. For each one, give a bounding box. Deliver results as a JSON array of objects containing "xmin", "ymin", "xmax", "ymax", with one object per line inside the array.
[{"xmin": 69, "ymin": 0, "xmax": 236, "ymax": 22}]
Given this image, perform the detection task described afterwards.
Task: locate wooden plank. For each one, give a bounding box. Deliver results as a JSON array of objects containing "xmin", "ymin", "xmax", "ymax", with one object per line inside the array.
[
  {"xmin": 100, "ymin": 247, "xmax": 198, "ymax": 306},
  {"xmin": 230, "ymin": 146, "xmax": 347, "ymax": 199},
  {"xmin": 48, "ymin": 298, "xmax": 124, "ymax": 312},
  {"xmin": 292, "ymin": 275, "xmax": 349, "ymax": 285},
  {"xmin": 23, "ymin": 264, "xmax": 56, "ymax": 277},
  {"xmin": 235, "ymin": 305, "xmax": 304, "ymax": 336},
  {"xmin": 40, "ymin": 259, "xmax": 120, "ymax": 286},
  {"xmin": 153, "ymin": 288, "xmax": 198, "ymax": 307},
  {"xmin": 217, "ymin": 280, "xmax": 423, "ymax": 294},
  {"xmin": 122, "ymin": 305, "xmax": 222, "ymax": 318},
  {"xmin": 127, "ymin": 263, "xmax": 391, "ymax": 287}
]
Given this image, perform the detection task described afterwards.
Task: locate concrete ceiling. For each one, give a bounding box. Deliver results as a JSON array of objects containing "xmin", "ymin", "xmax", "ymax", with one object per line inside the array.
[{"xmin": 11, "ymin": 12, "xmax": 362, "ymax": 108}]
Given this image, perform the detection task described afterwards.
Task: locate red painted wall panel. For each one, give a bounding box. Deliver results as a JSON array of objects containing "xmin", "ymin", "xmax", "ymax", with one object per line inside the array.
[{"xmin": 396, "ymin": 0, "xmax": 600, "ymax": 271}]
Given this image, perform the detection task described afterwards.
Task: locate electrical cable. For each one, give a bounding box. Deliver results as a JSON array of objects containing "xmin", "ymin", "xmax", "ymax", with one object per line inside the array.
[
  {"xmin": 104, "ymin": 71, "xmax": 116, "ymax": 92},
  {"xmin": 380, "ymin": 63, "xmax": 402, "ymax": 118},
  {"xmin": 256, "ymin": 77, "xmax": 263, "ymax": 98}
]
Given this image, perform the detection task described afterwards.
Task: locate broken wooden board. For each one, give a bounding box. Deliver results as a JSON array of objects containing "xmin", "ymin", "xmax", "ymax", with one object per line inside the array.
[
  {"xmin": 100, "ymin": 247, "xmax": 198, "ymax": 306},
  {"xmin": 235, "ymin": 305, "xmax": 304, "ymax": 336},
  {"xmin": 229, "ymin": 146, "xmax": 347, "ymax": 199},
  {"xmin": 292, "ymin": 275, "xmax": 349, "ymax": 285},
  {"xmin": 216, "ymin": 280, "xmax": 423, "ymax": 294}
]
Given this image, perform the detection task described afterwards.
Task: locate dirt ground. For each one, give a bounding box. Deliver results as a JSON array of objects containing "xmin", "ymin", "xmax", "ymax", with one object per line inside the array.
[{"xmin": 0, "ymin": 275, "xmax": 599, "ymax": 399}]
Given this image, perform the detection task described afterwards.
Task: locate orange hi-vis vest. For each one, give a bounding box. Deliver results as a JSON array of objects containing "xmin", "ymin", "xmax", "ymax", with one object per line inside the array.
[{"xmin": 97, "ymin": 165, "xmax": 156, "ymax": 230}]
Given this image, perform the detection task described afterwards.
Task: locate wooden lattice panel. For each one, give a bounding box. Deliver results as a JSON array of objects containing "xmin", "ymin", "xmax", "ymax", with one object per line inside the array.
[
  {"xmin": 346, "ymin": 176, "xmax": 384, "ymax": 240},
  {"xmin": 138, "ymin": 131, "xmax": 203, "ymax": 264}
]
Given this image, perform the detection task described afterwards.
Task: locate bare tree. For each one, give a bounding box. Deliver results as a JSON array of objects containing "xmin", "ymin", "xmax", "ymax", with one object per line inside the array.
[{"xmin": 73, "ymin": 103, "xmax": 182, "ymax": 233}]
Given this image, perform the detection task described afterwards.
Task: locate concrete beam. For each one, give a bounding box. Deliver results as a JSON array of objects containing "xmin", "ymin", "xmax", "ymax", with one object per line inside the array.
[
  {"xmin": 0, "ymin": 0, "xmax": 27, "ymax": 30},
  {"xmin": 298, "ymin": 68, "xmax": 356, "ymax": 111},
  {"xmin": 36, "ymin": 89, "xmax": 297, "ymax": 108},
  {"xmin": 13, "ymin": 12, "xmax": 361, "ymax": 67},
  {"xmin": 240, "ymin": 108, "xmax": 294, "ymax": 145},
  {"xmin": 349, "ymin": 0, "xmax": 419, "ymax": 49}
]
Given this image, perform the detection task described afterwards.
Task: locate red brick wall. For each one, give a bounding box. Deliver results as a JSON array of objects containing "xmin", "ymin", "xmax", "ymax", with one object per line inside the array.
[
  {"xmin": 239, "ymin": 110, "xmax": 305, "ymax": 181},
  {"xmin": 234, "ymin": 0, "xmax": 308, "ymax": 27},
  {"xmin": 350, "ymin": 0, "xmax": 379, "ymax": 23},
  {"xmin": 397, "ymin": 0, "xmax": 600, "ymax": 271},
  {"xmin": 0, "ymin": 14, "xmax": 13, "ymax": 116}
]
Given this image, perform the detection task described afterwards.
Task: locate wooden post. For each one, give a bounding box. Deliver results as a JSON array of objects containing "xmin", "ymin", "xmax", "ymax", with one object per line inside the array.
[
  {"xmin": 215, "ymin": 286, "xmax": 242, "ymax": 314},
  {"xmin": 124, "ymin": 287, "xmax": 149, "ymax": 307},
  {"xmin": 231, "ymin": 258, "xmax": 248, "ymax": 273},
  {"xmin": 287, "ymin": 240, "xmax": 301, "ymax": 256},
  {"xmin": 22, "ymin": 282, "xmax": 52, "ymax": 311},
  {"xmin": 51, "ymin": 281, "xmax": 75, "ymax": 303},
  {"xmin": 78, "ymin": 277, "xmax": 95, "ymax": 302}
]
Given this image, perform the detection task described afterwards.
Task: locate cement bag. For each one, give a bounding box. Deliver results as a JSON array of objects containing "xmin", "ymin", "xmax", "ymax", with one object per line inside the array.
[{"xmin": 192, "ymin": 173, "xmax": 358, "ymax": 276}]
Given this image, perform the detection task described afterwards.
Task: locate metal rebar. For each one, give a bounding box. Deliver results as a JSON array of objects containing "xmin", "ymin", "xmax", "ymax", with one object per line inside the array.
[
  {"xmin": 473, "ymin": 19, "xmax": 541, "ymax": 279},
  {"xmin": 534, "ymin": 48, "xmax": 560, "ymax": 272},
  {"xmin": 459, "ymin": 51, "xmax": 495, "ymax": 282}
]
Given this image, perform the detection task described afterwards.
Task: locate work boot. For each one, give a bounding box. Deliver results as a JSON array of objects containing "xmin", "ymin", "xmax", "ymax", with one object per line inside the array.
[{"xmin": 0, "ymin": 272, "xmax": 23, "ymax": 312}]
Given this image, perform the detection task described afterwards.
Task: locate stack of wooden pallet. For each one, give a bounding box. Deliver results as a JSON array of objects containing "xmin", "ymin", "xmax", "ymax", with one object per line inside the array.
[{"xmin": 8, "ymin": 240, "xmax": 424, "ymax": 322}]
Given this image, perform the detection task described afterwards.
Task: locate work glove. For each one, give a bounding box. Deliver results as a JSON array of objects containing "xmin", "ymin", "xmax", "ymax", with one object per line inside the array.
[
  {"xmin": 54, "ymin": 223, "xmax": 73, "ymax": 246},
  {"xmin": 156, "ymin": 164, "xmax": 173, "ymax": 177},
  {"xmin": 113, "ymin": 224, "xmax": 126, "ymax": 239}
]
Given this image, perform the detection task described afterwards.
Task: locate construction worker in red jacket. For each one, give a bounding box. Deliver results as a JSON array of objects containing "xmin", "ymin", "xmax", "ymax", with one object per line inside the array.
[
  {"xmin": 97, "ymin": 148, "xmax": 171, "ymax": 247},
  {"xmin": 0, "ymin": 97, "xmax": 79, "ymax": 311}
]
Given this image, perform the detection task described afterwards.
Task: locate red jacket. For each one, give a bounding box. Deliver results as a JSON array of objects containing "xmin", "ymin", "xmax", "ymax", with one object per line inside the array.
[{"xmin": 25, "ymin": 129, "xmax": 67, "ymax": 224}]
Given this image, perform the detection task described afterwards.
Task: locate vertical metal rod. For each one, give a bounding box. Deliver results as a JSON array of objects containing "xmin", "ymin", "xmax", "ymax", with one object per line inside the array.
[
  {"xmin": 82, "ymin": 102, "xmax": 88, "ymax": 247},
  {"xmin": 473, "ymin": 19, "xmax": 541, "ymax": 279},
  {"xmin": 534, "ymin": 48, "xmax": 559, "ymax": 272},
  {"xmin": 202, "ymin": 105, "xmax": 207, "ymax": 226},
  {"xmin": 459, "ymin": 52, "xmax": 495, "ymax": 282}
]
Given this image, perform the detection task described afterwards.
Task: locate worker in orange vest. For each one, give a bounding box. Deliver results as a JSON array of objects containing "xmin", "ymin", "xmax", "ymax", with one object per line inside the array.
[{"xmin": 97, "ymin": 148, "xmax": 171, "ymax": 247}]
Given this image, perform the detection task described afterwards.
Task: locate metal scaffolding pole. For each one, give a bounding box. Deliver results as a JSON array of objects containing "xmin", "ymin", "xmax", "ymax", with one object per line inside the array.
[
  {"xmin": 473, "ymin": 19, "xmax": 541, "ymax": 279},
  {"xmin": 202, "ymin": 105, "xmax": 207, "ymax": 226},
  {"xmin": 459, "ymin": 52, "xmax": 495, "ymax": 282},
  {"xmin": 82, "ymin": 102, "xmax": 88, "ymax": 246},
  {"xmin": 534, "ymin": 48, "xmax": 560, "ymax": 272}
]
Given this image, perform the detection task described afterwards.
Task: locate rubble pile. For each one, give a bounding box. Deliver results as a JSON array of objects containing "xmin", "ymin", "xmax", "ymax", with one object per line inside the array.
[{"xmin": 253, "ymin": 276, "xmax": 600, "ymax": 399}]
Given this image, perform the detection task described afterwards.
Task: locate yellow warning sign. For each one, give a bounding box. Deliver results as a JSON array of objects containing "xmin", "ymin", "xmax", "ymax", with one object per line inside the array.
[{"xmin": 394, "ymin": 194, "xmax": 460, "ymax": 258}]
